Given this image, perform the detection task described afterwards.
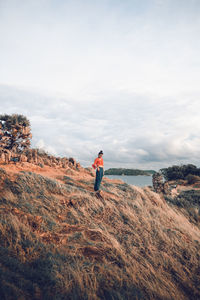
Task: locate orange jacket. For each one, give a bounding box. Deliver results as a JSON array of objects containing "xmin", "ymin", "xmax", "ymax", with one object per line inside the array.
[{"xmin": 92, "ymin": 157, "xmax": 104, "ymax": 169}]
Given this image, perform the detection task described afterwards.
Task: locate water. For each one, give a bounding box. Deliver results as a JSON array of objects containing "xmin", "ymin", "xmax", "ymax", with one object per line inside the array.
[{"xmin": 105, "ymin": 175, "xmax": 152, "ymax": 187}]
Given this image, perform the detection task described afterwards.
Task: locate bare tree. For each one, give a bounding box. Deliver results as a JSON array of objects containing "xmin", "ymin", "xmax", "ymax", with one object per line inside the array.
[{"xmin": 0, "ymin": 114, "xmax": 32, "ymax": 153}]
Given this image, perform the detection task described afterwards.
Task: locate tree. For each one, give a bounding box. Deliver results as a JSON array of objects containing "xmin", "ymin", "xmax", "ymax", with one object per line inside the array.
[
  {"xmin": 160, "ymin": 165, "xmax": 184, "ymax": 181},
  {"xmin": 0, "ymin": 114, "xmax": 32, "ymax": 153},
  {"xmin": 160, "ymin": 164, "xmax": 200, "ymax": 181},
  {"xmin": 182, "ymin": 164, "xmax": 198, "ymax": 177}
]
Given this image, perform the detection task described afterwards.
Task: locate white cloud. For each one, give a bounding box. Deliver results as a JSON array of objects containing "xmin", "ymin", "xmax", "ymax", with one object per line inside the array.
[
  {"xmin": 0, "ymin": 0, "xmax": 200, "ymax": 99},
  {"xmin": 36, "ymin": 139, "xmax": 57, "ymax": 156},
  {"xmin": 1, "ymin": 84, "xmax": 200, "ymax": 170},
  {"xmin": 0, "ymin": 1, "xmax": 200, "ymax": 170}
]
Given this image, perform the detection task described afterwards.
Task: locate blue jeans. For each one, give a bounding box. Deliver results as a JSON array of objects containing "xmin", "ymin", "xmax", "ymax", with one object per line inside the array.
[{"xmin": 94, "ymin": 167, "xmax": 104, "ymax": 191}]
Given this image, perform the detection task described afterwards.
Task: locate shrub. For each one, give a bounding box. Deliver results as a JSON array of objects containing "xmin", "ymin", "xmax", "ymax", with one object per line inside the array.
[
  {"xmin": 186, "ymin": 174, "xmax": 200, "ymax": 185},
  {"xmin": 160, "ymin": 164, "xmax": 200, "ymax": 181},
  {"xmin": 0, "ymin": 114, "xmax": 32, "ymax": 153}
]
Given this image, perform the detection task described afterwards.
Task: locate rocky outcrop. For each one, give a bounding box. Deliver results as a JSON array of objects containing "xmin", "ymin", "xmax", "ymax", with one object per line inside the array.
[
  {"xmin": 152, "ymin": 172, "xmax": 170, "ymax": 194},
  {"xmin": 0, "ymin": 147, "xmax": 81, "ymax": 171},
  {"xmin": 0, "ymin": 115, "xmax": 81, "ymax": 171},
  {"xmin": 0, "ymin": 150, "xmax": 12, "ymax": 164},
  {"xmin": 152, "ymin": 172, "xmax": 164, "ymax": 193}
]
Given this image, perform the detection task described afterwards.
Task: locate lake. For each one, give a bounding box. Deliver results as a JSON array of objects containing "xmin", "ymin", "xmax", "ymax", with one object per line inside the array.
[{"xmin": 105, "ymin": 175, "xmax": 152, "ymax": 187}]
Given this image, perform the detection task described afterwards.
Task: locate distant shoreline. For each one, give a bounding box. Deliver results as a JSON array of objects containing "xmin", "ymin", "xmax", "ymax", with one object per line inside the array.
[
  {"xmin": 104, "ymin": 168, "xmax": 155, "ymax": 176},
  {"xmin": 105, "ymin": 174, "xmax": 153, "ymax": 176}
]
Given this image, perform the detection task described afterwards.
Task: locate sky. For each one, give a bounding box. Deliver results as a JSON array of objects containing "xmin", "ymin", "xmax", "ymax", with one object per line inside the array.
[{"xmin": 0, "ymin": 0, "xmax": 200, "ymax": 170}]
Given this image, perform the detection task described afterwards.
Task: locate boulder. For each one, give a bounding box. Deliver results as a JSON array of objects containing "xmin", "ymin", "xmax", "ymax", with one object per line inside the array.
[
  {"xmin": 20, "ymin": 154, "xmax": 28, "ymax": 163},
  {"xmin": 152, "ymin": 172, "xmax": 164, "ymax": 193},
  {"xmin": 69, "ymin": 157, "xmax": 76, "ymax": 168},
  {"xmin": 0, "ymin": 152, "xmax": 5, "ymax": 163},
  {"xmin": 43, "ymin": 158, "xmax": 51, "ymax": 166},
  {"xmin": 76, "ymin": 162, "xmax": 81, "ymax": 170}
]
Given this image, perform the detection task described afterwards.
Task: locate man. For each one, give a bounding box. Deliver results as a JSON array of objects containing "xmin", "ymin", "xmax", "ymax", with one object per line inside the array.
[{"xmin": 92, "ymin": 150, "xmax": 104, "ymax": 197}]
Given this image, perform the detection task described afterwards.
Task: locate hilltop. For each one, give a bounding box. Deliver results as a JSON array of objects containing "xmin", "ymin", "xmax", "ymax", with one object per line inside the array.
[{"xmin": 0, "ymin": 156, "xmax": 200, "ymax": 300}]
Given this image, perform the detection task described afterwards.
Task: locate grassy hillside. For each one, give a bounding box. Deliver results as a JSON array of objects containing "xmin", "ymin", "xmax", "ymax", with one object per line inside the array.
[{"xmin": 0, "ymin": 163, "xmax": 199, "ymax": 300}]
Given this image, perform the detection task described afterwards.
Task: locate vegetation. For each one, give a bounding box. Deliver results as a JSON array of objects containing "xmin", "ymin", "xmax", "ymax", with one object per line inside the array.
[
  {"xmin": 0, "ymin": 114, "xmax": 32, "ymax": 153},
  {"xmin": 160, "ymin": 164, "xmax": 200, "ymax": 181},
  {"xmin": 0, "ymin": 166, "xmax": 199, "ymax": 300},
  {"xmin": 0, "ymin": 114, "xmax": 199, "ymax": 299},
  {"xmin": 105, "ymin": 168, "xmax": 155, "ymax": 176},
  {"xmin": 165, "ymin": 189, "xmax": 200, "ymax": 226},
  {"xmin": 186, "ymin": 174, "xmax": 200, "ymax": 185}
]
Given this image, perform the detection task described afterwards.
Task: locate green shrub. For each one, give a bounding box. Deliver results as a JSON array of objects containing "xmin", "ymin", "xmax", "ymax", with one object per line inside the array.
[
  {"xmin": 186, "ymin": 174, "xmax": 200, "ymax": 185},
  {"xmin": 160, "ymin": 164, "xmax": 200, "ymax": 181}
]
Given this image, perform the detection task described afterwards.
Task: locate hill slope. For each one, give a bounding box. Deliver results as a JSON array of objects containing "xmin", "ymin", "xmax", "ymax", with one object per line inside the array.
[{"xmin": 0, "ymin": 163, "xmax": 200, "ymax": 300}]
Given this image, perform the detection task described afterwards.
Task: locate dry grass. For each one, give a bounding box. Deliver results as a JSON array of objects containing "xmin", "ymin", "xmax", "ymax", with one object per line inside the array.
[{"xmin": 0, "ymin": 164, "xmax": 200, "ymax": 300}]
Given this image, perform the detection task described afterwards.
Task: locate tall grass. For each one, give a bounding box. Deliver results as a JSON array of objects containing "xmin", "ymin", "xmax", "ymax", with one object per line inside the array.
[{"xmin": 0, "ymin": 168, "xmax": 199, "ymax": 299}]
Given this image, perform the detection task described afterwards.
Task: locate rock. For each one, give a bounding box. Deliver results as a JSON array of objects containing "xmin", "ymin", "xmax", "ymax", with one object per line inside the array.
[
  {"xmin": 20, "ymin": 154, "xmax": 28, "ymax": 162},
  {"xmin": 0, "ymin": 150, "xmax": 12, "ymax": 164},
  {"xmin": 37, "ymin": 157, "xmax": 44, "ymax": 166},
  {"xmin": 69, "ymin": 157, "xmax": 76, "ymax": 168},
  {"xmin": 61, "ymin": 162, "xmax": 68, "ymax": 168},
  {"xmin": 163, "ymin": 182, "xmax": 170, "ymax": 194},
  {"xmin": 1, "ymin": 143, "xmax": 83, "ymax": 171},
  {"xmin": 0, "ymin": 152, "xmax": 5, "ymax": 163},
  {"xmin": 152, "ymin": 173, "xmax": 171, "ymax": 195},
  {"xmin": 43, "ymin": 158, "xmax": 51, "ymax": 166},
  {"xmin": 152, "ymin": 172, "xmax": 164, "ymax": 193},
  {"xmin": 76, "ymin": 162, "xmax": 81, "ymax": 170}
]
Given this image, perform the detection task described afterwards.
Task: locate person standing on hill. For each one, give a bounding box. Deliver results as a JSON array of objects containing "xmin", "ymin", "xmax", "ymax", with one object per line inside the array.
[{"xmin": 92, "ymin": 150, "xmax": 104, "ymax": 197}]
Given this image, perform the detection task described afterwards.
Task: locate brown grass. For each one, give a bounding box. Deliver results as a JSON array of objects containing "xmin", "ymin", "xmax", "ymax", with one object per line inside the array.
[{"xmin": 0, "ymin": 163, "xmax": 199, "ymax": 300}]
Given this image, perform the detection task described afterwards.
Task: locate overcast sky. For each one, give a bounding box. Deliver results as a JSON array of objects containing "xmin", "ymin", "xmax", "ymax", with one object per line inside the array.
[{"xmin": 0, "ymin": 0, "xmax": 200, "ymax": 170}]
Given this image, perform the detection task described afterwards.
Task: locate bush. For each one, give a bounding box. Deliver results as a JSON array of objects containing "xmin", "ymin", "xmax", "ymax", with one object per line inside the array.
[
  {"xmin": 0, "ymin": 114, "xmax": 32, "ymax": 153},
  {"xmin": 186, "ymin": 174, "xmax": 200, "ymax": 185},
  {"xmin": 160, "ymin": 164, "xmax": 200, "ymax": 181}
]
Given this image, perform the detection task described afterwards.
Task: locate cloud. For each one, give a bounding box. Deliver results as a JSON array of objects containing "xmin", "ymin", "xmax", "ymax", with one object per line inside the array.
[
  {"xmin": 36, "ymin": 139, "xmax": 57, "ymax": 156},
  {"xmin": 0, "ymin": 84, "xmax": 200, "ymax": 170},
  {"xmin": 0, "ymin": 1, "xmax": 200, "ymax": 170},
  {"xmin": 0, "ymin": 0, "xmax": 200, "ymax": 99}
]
